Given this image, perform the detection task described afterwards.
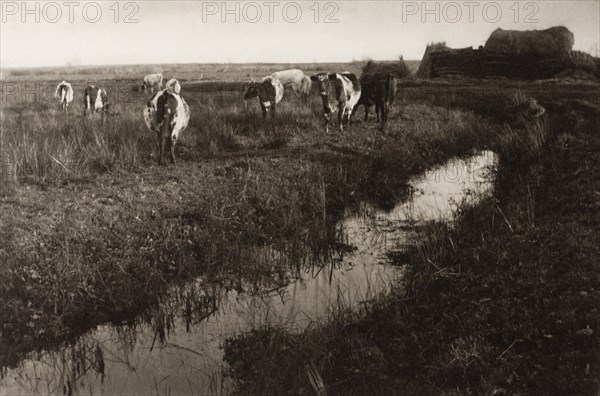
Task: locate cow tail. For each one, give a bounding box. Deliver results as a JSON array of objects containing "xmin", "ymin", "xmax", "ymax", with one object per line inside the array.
[{"xmin": 161, "ymin": 108, "xmax": 172, "ymax": 138}]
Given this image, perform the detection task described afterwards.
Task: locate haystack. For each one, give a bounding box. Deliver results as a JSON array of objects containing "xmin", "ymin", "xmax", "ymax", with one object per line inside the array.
[
  {"xmin": 485, "ymin": 26, "xmax": 574, "ymax": 56},
  {"xmin": 416, "ymin": 42, "xmax": 450, "ymax": 78}
]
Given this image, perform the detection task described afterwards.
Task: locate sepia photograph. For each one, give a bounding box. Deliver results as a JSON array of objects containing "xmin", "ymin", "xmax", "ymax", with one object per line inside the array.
[{"xmin": 1, "ymin": 1, "xmax": 599, "ymax": 394}]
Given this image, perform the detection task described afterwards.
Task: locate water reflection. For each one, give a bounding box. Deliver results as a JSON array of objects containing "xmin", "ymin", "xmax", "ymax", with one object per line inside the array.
[{"xmin": 0, "ymin": 151, "xmax": 497, "ymax": 396}]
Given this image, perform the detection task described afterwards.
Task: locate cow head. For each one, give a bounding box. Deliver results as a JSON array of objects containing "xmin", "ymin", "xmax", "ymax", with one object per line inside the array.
[
  {"xmin": 243, "ymin": 81, "xmax": 260, "ymax": 100},
  {"xmin": 310, "ymin": 73, "xmax": 339, "ymax": 96}
]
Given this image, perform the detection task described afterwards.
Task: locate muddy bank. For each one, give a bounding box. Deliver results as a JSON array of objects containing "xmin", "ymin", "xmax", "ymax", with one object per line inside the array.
[{"xmin": 222, "ymin": 99, "xmax": 600, "ymax": 395}]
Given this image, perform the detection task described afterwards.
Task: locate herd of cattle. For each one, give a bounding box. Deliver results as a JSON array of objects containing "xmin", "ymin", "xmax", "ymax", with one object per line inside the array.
[{"xmin": 53, "ymin": 68, "xmax": 397, "ymax": 164}]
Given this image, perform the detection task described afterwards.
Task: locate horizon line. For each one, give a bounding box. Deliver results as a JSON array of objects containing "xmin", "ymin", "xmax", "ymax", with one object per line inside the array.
[{"xmin": 0, "ymin": 58, "xmax": 422, "ymax": 71}]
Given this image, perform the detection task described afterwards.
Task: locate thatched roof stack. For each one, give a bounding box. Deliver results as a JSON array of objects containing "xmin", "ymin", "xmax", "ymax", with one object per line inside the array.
[
  {"xmin": 416, "ymin": 26, "xmax": 599, "ymax": 80},
  {"xmin": 415, "ymin": 42, "xmax": 450, "ymax": 79},
  {"xmin": 484, "ymin": 26, "xmax": 574, "ymax": 56}
]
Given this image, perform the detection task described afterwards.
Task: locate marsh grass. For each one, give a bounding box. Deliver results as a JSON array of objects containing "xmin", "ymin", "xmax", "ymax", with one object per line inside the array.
[{"xmin": 2, "ymin": 102, "xmax": 151, "ymax": 184}]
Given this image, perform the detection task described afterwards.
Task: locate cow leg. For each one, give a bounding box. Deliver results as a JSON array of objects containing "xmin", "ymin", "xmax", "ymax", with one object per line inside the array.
[
  {"xmin": 271, "ymin": 103, "xmax": 276, "ymax": 118},
  {"xmin": 323, "ymin": 113, "xmax": 330, "ymax": 133},
  {"xmin": 159, "ymin": 113, "xmax": 173, "ymax": 165},
  {"xmin": 338, "ymin": 106, "xmax": 344, "ymax": 132},
  {"xmin": 381, "ymin": 102, "xmax": 389, "ymax": 130},
  {"xmin": 346, "ymin": 107, "xmax": 353, "ymax": 127},
  {"xmin": 156, "ymin": 132, "xmax": 162, "ymax": 165},
  {"xmin": 375, "ymin": 103, "xmax": 381, "ymax": 122},
  {"xmin": 159, "ymin": 134, "xmax": 170, "ymax": 165},
  {"xmin": 169, "ymin": 136, "xmax": 177, "ymax": 164},
  {"xmin": 364, "ymin": 105, "xmax": 370, "ymax": 121},
  {"xmin": 260, "ymin": 102, "xmax": 267, "ymax": 118}
]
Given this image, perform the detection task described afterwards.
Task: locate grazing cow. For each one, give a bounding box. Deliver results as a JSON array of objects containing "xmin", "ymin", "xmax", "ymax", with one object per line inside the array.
[
  {"xmin": 353, "ymin": 72, "xmax": 397, "ymax": 130},
  {"xmin": 243, "ymin": 77, "xmax": 284, "ymax": 118},
  {"xmin": 83, "ymin": 86, "xmax": 110, "ymax": 116},
  {"xmin": 266, "ymin": 69, "xmax": 312, "ymax": 98},
  {"xmin": 142, "ymin": 73, "xmax": 163, "ymax": 93},
  {"xmin": 310, "ymin": 72, "xmax": 361, "ymax": 133},
  {"xmin": 54, "ymin": 81, "xmax": 74, "ymax": 113},
  {"xmin": 143, "ymin": 89, "xmax": 190, "ymax": 165},
  {"xmin": 165, "ymin": 78, "xmax": 181, "ymax": 94}
]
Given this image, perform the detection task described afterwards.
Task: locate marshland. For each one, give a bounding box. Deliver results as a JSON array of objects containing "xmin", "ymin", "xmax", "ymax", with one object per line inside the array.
[{"xmin": 1, "ymin": 59, "xmax": 600, "ymax": 396}]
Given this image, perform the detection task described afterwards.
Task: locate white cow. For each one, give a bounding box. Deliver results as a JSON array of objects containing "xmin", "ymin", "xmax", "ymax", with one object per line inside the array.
[
  {"xmin": 143, "ymin": 89, "xmax": 190, "ymax": 165},
  {"xmin": 54, "ymin": 81, "xmax": 74, "ymax": 113},
  {"xmin": 310, "ymin": 72, "xmax": 362, "ymax": 133},
  {"xmin": 264, "ymin": 69, "xmax": 311, "ymax": 97},
  {"xmin": 142, "ymin": 73, "xmax": 164, "ymax": 93}
]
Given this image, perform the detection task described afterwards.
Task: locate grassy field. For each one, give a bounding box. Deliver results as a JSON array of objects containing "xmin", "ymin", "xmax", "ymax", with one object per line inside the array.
[{"xmin": 1, "ymin": 62, "xmax": 599, "ymax": 394}]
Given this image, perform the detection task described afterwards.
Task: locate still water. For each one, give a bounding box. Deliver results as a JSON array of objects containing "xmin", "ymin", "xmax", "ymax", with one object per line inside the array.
[{"xmin": 0, "ymin": 151, "xmax": 497, "ymax": 395}]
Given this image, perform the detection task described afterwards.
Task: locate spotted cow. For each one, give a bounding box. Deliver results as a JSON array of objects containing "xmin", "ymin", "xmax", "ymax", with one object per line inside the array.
[
  {"xmin": 143, "ymin": 89, "xmax": 190, "ymax": 165},
  {"xmin": 54, "ymin": 81, "xmax": 74, "ymax": 113},
  {"xmin": 310, "ymin": 72, "xmax": 361, "ymax": 133},
  {"xmin": 243, "ymin": 77, "xmax": 284, "ymax": 118},
  {"xmin": 83, "ymin": 85, "xmax": 110, "ymax": 116}
]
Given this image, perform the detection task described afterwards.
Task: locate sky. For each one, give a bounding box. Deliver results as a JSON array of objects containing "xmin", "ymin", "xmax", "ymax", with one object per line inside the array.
[{"xmin": 1, "ymin": 0, "xmax": 599, "ymax": 67}]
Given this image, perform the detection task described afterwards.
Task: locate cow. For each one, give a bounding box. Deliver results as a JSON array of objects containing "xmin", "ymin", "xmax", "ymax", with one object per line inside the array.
[
  {"xmin": 165, "ymin": 78, "xmax": 181, "ymax": 94},
  {"xmin": 143, "ymin": 89, "xmax": 190, "ymax": 165},
  {"xmin": 54, "ymin": 81, "xmax": 74, "ymax": 113},
  {"xmin": 243, "ymin": 77, "xmax": 284, "ymax": 118},
  {"xmin": 142, "ymin": 73, "xmax": 163, "ymax": 93},
  {"xmin": 266, "ymin": 69, "xmax": 311, "ymax": 98},
  {"xmin": 83, "ymin": 85, "xmax": 110, "ymax": 116},
  {"xmin": 353, "ymin": 72, "xmax": 397, "ymax": 130},
  {"xmin": 310, "ymin": 72, "xmax": 361, "ymax": 133}
]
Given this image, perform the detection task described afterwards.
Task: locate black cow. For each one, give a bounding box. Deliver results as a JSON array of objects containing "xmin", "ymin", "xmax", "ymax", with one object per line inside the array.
[{"xmin": 353, "ymin": 72, "xmax": 397, "ymax": 130}]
